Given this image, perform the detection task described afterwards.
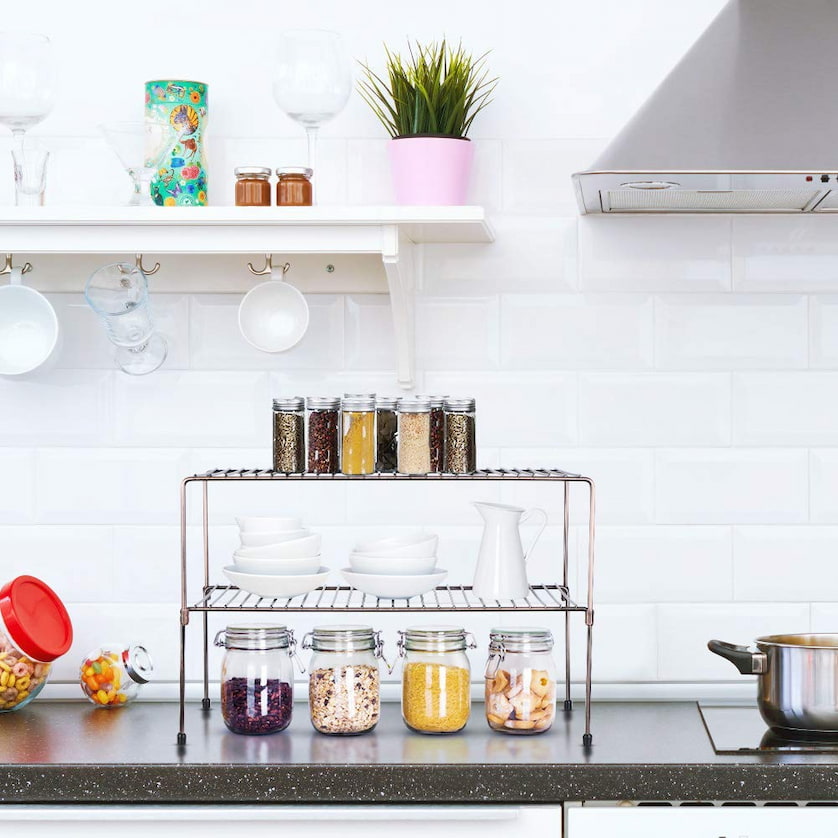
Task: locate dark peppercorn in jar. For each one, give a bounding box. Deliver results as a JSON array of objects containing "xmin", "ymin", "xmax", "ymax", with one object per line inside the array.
[
  {"xmin": 307, "ymin": 396, "xmax": 340, "ymax": 474},
  {"xmin": 416, "ymin": 394, "xmax": 446, "ymax": 472}
]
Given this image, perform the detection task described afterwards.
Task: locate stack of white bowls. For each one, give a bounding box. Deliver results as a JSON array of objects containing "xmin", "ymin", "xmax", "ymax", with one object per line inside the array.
[
  {"xmin": 341, "ymin": 534, "xmax": 447, "ymax": 598},
  {"xmin": 223, "ymin": 516, "xmax": 329, "ymax": 597}
]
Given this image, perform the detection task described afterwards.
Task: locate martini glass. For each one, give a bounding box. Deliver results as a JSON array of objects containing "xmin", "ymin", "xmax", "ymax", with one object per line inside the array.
[
  {"xmin": 99, "ymin": 121, "xmax": 177, "ymax": 206},
  {"xmin": 272, "ymin": 30, "xmax": 351, "ymax": 202}
]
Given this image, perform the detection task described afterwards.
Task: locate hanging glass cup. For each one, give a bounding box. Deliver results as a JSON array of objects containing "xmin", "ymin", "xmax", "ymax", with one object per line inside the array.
[{"xmin": 84, "ymin": 263, "xmax": 168, "ymax": 375}]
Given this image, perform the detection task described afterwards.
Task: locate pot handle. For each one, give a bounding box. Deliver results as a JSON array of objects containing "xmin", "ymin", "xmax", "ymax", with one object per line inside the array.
[{"xmin": 708, "ymin": 639, "xmax": 768, "ymax": 675}]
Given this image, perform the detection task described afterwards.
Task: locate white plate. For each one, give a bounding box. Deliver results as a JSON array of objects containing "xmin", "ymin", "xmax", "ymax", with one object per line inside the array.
[
  {"xmin": 236, "ymin": 516, "xmax": 302, "ymax": 532},
  {"xmin": 340, "ymin": 568, "xmax": 448, "ymax": 599},
  {"xmin": 239, "ymin": 529, "xmax": 309, "ymax": 547},
  {"xmin": 235, "ymin": 534, "xmax": 321, "ymax": 559},
  {"xmin": 223, "ymin": 565, "xmax": 330, "ymax": 598},
  {"xmin": 233, "ymin": 554, "xmax": 322, "ymax": 576},
  {"xmin": 349, "ymin": 553, "xmax": 437, "ymax": 576},
  {"xmin": 353, "ymin": 534, "xmax": 438, "ymax": 558}
]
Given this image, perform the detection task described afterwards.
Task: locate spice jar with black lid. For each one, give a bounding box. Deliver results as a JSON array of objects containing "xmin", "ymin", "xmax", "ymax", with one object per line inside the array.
[
  {"xmin": 416, "ymin": 394, "xmax": 447, "ymax": 472},
  {"xmin": 375, "ymin": 396, "xmax": 399, "ymax": 473},
  {"xmin": 307, "ymin": 396, "xmax": 340, "ymax": 474},
  {"xmin": 398, "ymin": 397, "xmax": 432, "ymax": 475},
  {"xmin": 234, "ymin": 167, "xmax": 272, "ymax": 206},
  {"xmin": 444, "ymin": 398, "xmax": 476, "ymax": 473},
  {"xmin": 272, "ymin": 397, "xmax": 305, "ymax": 473}
]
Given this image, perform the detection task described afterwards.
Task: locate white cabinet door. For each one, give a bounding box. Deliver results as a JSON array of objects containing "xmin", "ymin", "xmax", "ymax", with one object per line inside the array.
[{"xmin": 1, "ymin": 804, "xmax": 562, "ymax": 837}]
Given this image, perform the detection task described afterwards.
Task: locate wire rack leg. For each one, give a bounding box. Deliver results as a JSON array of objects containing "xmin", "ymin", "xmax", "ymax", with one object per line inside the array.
[
  {"xmin": 563, "ymin": 482, "xmax": 572, "ymax": 712},
  {"xmin": 201, "ymin": 480, "xmax": 211, "ymax": 711},
  {"xmin": 178, "ymin": 621, "xmax": 187, "ymax": 746},
  {"xmin": 583, "ymin": 622, "xmax": 593, "ymax": 747}
]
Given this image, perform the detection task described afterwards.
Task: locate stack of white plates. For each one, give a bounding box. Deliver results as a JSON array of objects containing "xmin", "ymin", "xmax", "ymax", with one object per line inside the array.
[
  {"xmin": 341, "ymin": 534, "xmax": 447, "ymax": 598},
  {"xmin": 224, "ymin": 516, "xmax": 329, "ymax": 597}
]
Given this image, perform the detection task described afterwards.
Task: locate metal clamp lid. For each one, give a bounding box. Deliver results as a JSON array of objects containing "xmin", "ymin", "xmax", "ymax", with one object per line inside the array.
[
  {"xmin": 397, "ymin": 626, "xmax": 477, "ymax": 655},
  {"xmin": 124, "ymin": 644, "xmax": 154, "ymax": 685}
]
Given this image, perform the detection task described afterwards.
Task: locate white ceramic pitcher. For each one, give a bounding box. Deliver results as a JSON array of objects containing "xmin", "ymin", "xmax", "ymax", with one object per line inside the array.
[{"xmin": 472, "ymin": 502, "xmax": 547, "ymax": 600}]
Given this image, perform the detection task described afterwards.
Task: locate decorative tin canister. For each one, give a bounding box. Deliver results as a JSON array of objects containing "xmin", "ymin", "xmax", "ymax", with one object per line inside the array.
[{"xmin": 145, "ymin": 79, "xmax": 208, "ymax": 206}]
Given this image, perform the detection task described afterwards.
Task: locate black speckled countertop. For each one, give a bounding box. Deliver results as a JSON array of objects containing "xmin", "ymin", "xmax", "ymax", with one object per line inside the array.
[{"xmin": 2, "ymin": 701, "xmax": 838, "ymax": 803}]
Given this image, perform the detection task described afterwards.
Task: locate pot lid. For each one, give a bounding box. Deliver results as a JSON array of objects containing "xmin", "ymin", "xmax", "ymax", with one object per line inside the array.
[{"xmin": 0, "ymin": 575, "xmax": 73, "ymax": 662}]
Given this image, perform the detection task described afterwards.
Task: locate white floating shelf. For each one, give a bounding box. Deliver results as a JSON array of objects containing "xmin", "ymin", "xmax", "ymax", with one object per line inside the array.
[{"xmin": 0, "ymin": 205, "xmax": 494, "ymax": 390}]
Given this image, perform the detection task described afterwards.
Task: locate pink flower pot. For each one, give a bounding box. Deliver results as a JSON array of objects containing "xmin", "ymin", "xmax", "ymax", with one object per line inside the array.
[{"xmin": 388, "ymin": 136, "xmax": 474, "ymax": 205}]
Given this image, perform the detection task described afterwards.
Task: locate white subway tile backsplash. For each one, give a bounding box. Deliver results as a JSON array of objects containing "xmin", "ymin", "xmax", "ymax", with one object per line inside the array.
[
  {"xmin": 810, "ymin": 449, "xmax": 838, "ymax": 523},
  {"xmin": 113, "ymin": 371, "xmax": 271, "ymax": 448},
  {"xmin": 810, "ymin": 296, "xmax": 838, "ymax": 368},
  {"xmin": 579, "ymin": 215, "xmax": 732, "ymax": 292},
  {"xmin": 656, "ymin": 449, "xmax": 809, "ymax": 524},
  {"xmin": 344, "ymin": 295, "xmax": 395, "ymax": 370},
  {"xmin": 416, "ymin": 297, "xmax": 500, "ymax": 370},
  {"xmin": 579, "ymin": 373, "xmax": 730, "ymax": 446},
  {"xmin": 501, "ymin": 294, "xmax": 653, "ymax": 370},
  {"xmin": 655, "ymin": 295, "xmax": 808, "ymax": 370},
  {"xmin": 658, "ymin": 603, "xmax": 811, "ymax": 681},
  {"xmin": 734, "ymin": 526, "xmax": 838, "ymax": 601},
  {"xmin": 734, "ymin": 373, "xmax": 838, "ymax": 445},
  {"xmin": 811, "ymin": 604, "xmax": 838, "ymax": 633},
  {"xmin": 595, "ymin": 526, "xmax": 732, "ymax": 603},
  {"xmin": 0, "ymin": 449, "xmax": 36, "ymax": 524}
]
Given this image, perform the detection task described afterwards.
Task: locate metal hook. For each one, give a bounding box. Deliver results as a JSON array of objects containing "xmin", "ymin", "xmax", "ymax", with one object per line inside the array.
[
  {"xmin": 0, "ymin": 254, "xmax": 32, "ymax": 276},
  {"xmin": 135, "ymin": 253, "xmax": 160, "ymax": 276},
  {"xmin": 247, "ymin": 254, "xmax": 291, "ymax": 276}
]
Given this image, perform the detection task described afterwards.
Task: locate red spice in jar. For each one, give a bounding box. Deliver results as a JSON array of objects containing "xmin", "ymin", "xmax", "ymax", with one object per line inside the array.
[{"xmin": 276, "ymin": 167, "xmax": 313, "ymax": 206}]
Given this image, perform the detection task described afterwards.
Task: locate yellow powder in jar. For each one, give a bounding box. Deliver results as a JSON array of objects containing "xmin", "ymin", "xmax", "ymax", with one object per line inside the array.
[
  {"xmin": 402, "ymin": 662, "xmax": 471, "ymax": 733},
  {"xmin": 341, "ymin": 410, "xmax": 375, "ymax": 474}
]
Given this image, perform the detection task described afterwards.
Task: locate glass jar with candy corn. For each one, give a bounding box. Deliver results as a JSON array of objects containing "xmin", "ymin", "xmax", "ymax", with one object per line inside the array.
[{"xmin": 80, "ymin": 644, "xmax": 153, "ymax": 708}]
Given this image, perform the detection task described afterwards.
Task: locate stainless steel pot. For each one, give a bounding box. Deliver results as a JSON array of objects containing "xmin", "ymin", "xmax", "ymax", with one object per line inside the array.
[{"xmin": 709, "ymin": 635, "xmax": 838, "ymax": 735}]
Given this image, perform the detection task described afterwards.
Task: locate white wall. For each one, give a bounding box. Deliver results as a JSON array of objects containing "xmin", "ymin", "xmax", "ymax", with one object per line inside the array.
[{"xmin": 3, "ymin": 0, "xmax": 834, "ymax": 699}]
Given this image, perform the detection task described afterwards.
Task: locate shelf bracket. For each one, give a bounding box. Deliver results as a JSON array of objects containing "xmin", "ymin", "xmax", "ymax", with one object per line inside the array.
[{"xmin": 381, "ymin": 226, "xmax": 415, "ymax": 390}]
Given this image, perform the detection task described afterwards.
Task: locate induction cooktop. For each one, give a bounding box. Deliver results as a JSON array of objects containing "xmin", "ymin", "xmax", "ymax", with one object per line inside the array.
[{"xmin": 699, "ymin": 703, "xmax": 838, "ymax": 754}]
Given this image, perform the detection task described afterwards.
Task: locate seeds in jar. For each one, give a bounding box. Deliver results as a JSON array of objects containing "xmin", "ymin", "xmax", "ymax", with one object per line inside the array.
[
  {"xmin": 309, "ymin": 664, "xmax": 379, "ymax": 734},
  {"xmin": 444, "ymin": 412, "xmax": 476, "ymax": 473},
  {"xmin": 398, "ymin": 411, "xmax": 431, "ymax": 474},
  {"xmin": 308, "ymin": 408, "xmax": 339, "ymax": 474},
  {"xmin": 273, "ymin": 412, "xmax": 304, "ymax": 472},
  {"xmin": 485, "ymin": 668, "xmax": 555, "ymax": 733},
  {"xmin": 403, "ymin": 662, "xmax": 470, "ymax": 733}
]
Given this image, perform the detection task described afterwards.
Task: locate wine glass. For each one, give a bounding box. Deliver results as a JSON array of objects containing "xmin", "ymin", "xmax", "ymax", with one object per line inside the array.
[
  {"xmin": 0, "ymin": 33, "xmax": 55, "ymax": 154},
  {"xmin": 272, "ymin": 30, "xmax": 351, "ymax": 202},
  {"xmin": 99, "ymin": 121, "xmax": 178, "ymax": 206}
]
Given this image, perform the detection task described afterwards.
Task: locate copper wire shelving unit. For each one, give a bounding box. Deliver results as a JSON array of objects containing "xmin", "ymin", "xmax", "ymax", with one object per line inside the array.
[{"xmin": 178, "ymin": 468, "xmax": 596, "ymax": 747}]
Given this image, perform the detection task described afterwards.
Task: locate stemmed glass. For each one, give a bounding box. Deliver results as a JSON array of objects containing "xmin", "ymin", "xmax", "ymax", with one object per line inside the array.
[
  {"xmin": 84, "ymin": 263, "xmax": 168, "ymax": 376},
  {"xmin": 272, "ymin": 30, "xmax": 351, "ymax": 202},
  {"xmin": 0, "ymin": 33, "xmax": 55, "ymax": 154}
]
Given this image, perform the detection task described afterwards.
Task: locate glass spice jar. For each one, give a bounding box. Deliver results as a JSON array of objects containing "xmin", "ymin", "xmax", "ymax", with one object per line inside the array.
[
  {"xmin": 399, "ymin": 626, "xmax": 476, "ymax": 735},
  {"xmin": 303, "ymin": 625, "xmax": 387, "ymax": 735},
  {"xmin": 276, "ymin": 167, "xmax": 313, "ymax": 206},
  {"xmin": 234, "ymin": 166, "xmax": 272, "ymax": 206},
  {"xmin": 484, "ymin": 628, "xmax": 557, "ymax": 735},
  {"xmin": 307, "ymin": 396, "xmax": 340, "ymax": 474},
  {"xmin": 375, "ymin": 396, "xmax": 399, "ymax": 473},
  {"xmin": 398, "ymin": 397, "xmax": 432, "ymax": 475},
  {"xmin": 341, "ymin": 396, "xmax": 376, "ymax": 475},
  {"xmin": 214, "ymin": 624, "xmax": 301, "ymax": 736},
  {"xmin": 80, "ymin": 644, "xmax": 153, "ymax": 708},
  {"xmin": 444, "ymin": 398, "xmax": 477, "ymax": 474},
  {"xmin": 273, "ymin": 397, "xmax": 305, "ymax": 473},
  {"xmin": 416, "ymin": 394, "xmax": 447, "ymax": 472}
]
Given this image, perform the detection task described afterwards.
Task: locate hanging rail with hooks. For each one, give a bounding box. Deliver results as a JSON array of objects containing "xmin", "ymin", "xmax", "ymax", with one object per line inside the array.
[
  {"xmin": 0, "ymin": 254, "xmax": 32, "ymax": 275},
  {"xmin": 247, "ymin": 254, "xmax": 291, "ymax": 276}
]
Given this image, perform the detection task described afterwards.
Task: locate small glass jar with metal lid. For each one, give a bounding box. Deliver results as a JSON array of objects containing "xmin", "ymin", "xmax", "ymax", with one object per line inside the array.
[
  {"xmin": 80, "ymin": 643, "xmax": 153, "ymax": 708},
  {"xmin": 444, "ymin": 397, "xmax": 476, "ymax": 473},
  {"xmin": 375, "ymin": 396, "xmax": 399, "ymax": 473},
  {"xmin": 398, "ymin": 397, "xmax": 432, "ymax": 475},
  {"xmin": 341, "ymin": 396, "xmax": 376, "ymax": 475},
  {"xmin": 303, "ymin": 625, "xmax": 387, "ymax": 735},
  {"xmin": 234, "ymin": 166, "xmax": 272, "ymax": 206},
  {"xmin": 276, "ymin": 167, "xmax": 313, "ymax": 206},
  {"xmin": 214, "ymin": 624, "xmax": 302, "ymax": 735},
  {"xmin": 399, "ymin": 625, "xmax": 476, "ymax": 734},
  {"xmin": 416, "ymin": 394, "xmax": 447, "ymax": 472},
  {"xmin": 273, "ymin": 397, "xmax": 305, "ymax": 473},
  {"xmin": 484, "ymin": 627, "xmax": 557, "ymax": 735},
  {"xmin": 307, "ymin": 396, "xmax": 340, "ymax": 474}
]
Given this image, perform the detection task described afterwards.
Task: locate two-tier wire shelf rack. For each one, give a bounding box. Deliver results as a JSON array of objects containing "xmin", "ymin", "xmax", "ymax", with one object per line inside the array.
[{"xmin": 178, "ymin": 468, "xmax": 596, "ymax": 746}]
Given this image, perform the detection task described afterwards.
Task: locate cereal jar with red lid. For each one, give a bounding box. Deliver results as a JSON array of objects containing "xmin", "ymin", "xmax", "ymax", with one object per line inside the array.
[
  {"xmin": 0, "ymin": 575, "xmax": 73, "ymax": 713},
  {"xmin": 80, "ymin": 644, "xmax": 153, "ymax": 708}
]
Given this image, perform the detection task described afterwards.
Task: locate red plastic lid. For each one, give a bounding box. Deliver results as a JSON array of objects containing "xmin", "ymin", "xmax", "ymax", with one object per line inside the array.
[{"xmin": 0, "ymin": 576, "xmax": 73, "ymax": 662}]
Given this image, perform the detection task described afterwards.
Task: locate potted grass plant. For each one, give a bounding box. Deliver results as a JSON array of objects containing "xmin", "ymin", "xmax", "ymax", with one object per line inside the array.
[{"xmin": 358, "ymin": 40, "xmax": 498, "ymax": 205}]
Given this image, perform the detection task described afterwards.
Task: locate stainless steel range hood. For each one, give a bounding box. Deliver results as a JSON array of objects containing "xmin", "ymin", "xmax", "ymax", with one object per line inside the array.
[{"xmin": 573, "ymin": 0, "xmax": 838, "ymax": 214}]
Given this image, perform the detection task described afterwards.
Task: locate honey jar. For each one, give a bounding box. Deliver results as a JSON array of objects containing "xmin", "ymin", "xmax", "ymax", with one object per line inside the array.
[
  {"xmin": 234, "ymin": 167, "xmax": 272, "ymax": 207},
  {"xmin": 276, "ymin": 167, "xmax": 313, "ymax": 206}
]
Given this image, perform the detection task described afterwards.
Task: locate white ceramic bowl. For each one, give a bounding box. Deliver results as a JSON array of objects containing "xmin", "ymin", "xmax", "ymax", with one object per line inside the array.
[
  {"xmin": 223, "ymin": 565, "xmax": 330, "ymax": 598},
  {"xmin": 239, "ymin": 529, "xmax": 309, "ymax": 548},
  {"xmin": 233, "ymin": 553, "xmax": 321, "ymax": 576},
  {"xmin": 236, "ymin": 516, "xmax": 302, "ymax": 532},
  {"xmin": 0, "ymin": 277, "xmax": 61, "ymax": 377},
  {"xmin": 235, "ymin": 534, "xmax": 321, "ymax": 560},
  {"xmin": 238, "ymin": 278, "xmax": 310, "ymax": 353},
  {"xmin": 349, "ymin": 552, "xmax": 437, "ymax": 576},
  {"xmin": 340, "ymin": 568, "xmax": 448, "ymax": 599},
  {"xmin": 352, "ymin": 534, "xmax": 438, "ymax": 559}
]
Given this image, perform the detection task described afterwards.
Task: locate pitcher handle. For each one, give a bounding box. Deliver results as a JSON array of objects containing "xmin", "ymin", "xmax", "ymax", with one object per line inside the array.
[{"xmin": 520, "ymin": 507, "xmax": 548, "ymax": 561}]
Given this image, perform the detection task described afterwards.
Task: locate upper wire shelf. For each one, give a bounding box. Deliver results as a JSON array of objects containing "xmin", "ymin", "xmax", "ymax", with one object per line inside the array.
[{"xmin": 188, "ymin": 467, "xmax": 588, "ymax": 481}]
